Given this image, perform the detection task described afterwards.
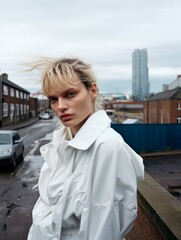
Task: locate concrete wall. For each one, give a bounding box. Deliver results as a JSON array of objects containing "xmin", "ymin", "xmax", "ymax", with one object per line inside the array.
[{"xmin": 138, "ymin": 172, "xmax": 181, "ymax": 240}]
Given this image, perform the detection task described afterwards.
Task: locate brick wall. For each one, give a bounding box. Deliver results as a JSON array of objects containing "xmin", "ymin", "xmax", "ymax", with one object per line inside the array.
[{"xmin": 144, "ymin": 99, "xmax": 181, "ymax": 123}]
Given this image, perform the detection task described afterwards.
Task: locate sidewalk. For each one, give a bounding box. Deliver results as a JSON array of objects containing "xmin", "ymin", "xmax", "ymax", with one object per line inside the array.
[{"xmin": 1, "ymin": 117, "xmax": 39, "ymax": 131}]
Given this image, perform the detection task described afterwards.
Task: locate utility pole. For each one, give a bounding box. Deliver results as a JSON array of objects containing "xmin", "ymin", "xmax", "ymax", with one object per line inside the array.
[{"xmin": 0, "ymin": 74, "xmax": 2, "ymax": 127}]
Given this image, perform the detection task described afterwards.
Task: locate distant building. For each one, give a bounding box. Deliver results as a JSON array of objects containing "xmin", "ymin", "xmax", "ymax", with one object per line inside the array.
[
  {"xmin": 0, "ymin": 73, "xmax": 30, "ymax": 127},
  {"xmin": 30, "ymin": 91, "xmax": 50, "ymax": 114},
  {"xmin": 162, "ymin": 84, "xmax": 169, "ymax": 91},
  {"xmin": 144, "ymin": 87, "xmax": 181, "ymax": 123},
  {"xmin": 104, "ymin": 100, "xmax": 144, "ymax": 123},
  {"xmin": 169, "ymin": 75, "xmax": 181, "ymax": 90},
  {"xmin": 29, "ymin": 97, "xmax": 38, "ymax": 117},
  {"xmin": 132, "ymin": 49, "xmax": 150, "ymax": 101},
  {"xmin": 101, "ymin": 93, "xmax": 126, "ymax": 101}
]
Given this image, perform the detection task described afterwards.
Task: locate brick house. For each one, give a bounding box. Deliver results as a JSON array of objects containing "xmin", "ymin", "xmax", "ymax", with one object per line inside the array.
[
  {"xmin": 144, "ymin": 87, "xmax": 181, "ymax": 123},
  {"xmin": 29, "ymin": 97, "xmax": 38, "ymax": 117},
  {"xmin": 0, "ymin": 73, "xmax": 30, "ymax": 127}
]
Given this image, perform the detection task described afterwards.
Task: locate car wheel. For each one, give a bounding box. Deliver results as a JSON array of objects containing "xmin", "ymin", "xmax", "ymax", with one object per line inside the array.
[{"xmin": 11, "ymin": 155, "xmax": 17, "ymax": 169}]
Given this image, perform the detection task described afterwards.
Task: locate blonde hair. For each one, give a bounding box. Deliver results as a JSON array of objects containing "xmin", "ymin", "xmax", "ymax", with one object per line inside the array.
[{"xmin": 29, "ymin": 57, "xmax": 101, "ymax": 111}]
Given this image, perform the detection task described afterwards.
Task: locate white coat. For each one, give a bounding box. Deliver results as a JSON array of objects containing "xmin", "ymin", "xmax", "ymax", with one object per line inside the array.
[{"xmin": 27, "ymin": 110, "xmax": 144, "ymax": 240}]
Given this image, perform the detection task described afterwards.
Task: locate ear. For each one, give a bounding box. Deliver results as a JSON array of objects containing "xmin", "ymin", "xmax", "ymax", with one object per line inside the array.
[{"xmin": 89, "ymin": 83, "xmax": 98, "ymax": 99}]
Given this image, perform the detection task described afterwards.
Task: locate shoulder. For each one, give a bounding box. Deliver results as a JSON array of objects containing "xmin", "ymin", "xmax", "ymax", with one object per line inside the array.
[
  {"xmin": 94, "ymin": 126, "xmax": 125, "ymax": 152},
  {"xmin": 98, "ymin": 126, "xmax": 124, "ymax": 144}
]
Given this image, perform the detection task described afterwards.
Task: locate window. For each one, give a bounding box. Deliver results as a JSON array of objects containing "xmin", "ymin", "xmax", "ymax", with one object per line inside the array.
[
  {"xmin": 20, "ymin": 104, "xmax": 23, "ymax": 115},
  {"xmin": 10, "ymin": 104, "xmax": 14, "ymax": 121},
  {"xmin": 177, "ymin": 102, "xmax": 181, "ymax": 110},
  {"xmin": 16, "ymin": 104, "xmax": 19, "ymax": 116},
  {"xmin": 27, "ymin": 105, "xmax": 29, "ymax": 114},
  {"xmin": 0, "ymin": 134, "xmax": 11, "ymax": 144},
  {"xmin": 10, "ymin": 88, "xmax": 15, "ymax": 97},
  {"xmin": 24, "ymin": 93, "xmax": 26, "ymax": 99},
  {"xmin": 10, "ymin": 104, "xmax": 15, "ymax": 116},
  {"xmin": 12, "ymin": 133, "xmax": 20, "ymax": 143},
  {"xmin": 24, "ymin": 104, "xmax": 26, "ymax": 114},
  {"xmin": 3, "ymin": 103, "xmax": 8, "ymax": 117},
  {"xmin": 177, "ymin": 117, "xmax": 181, "ymax": 124},
  {"xmin": 27, "ymin": 94, "xmax": 29, "ymax": 100},
  {"xmin": 20, "ymin": 92, "xmax": 23, "ymax": 99},
  {"xmin": 3, "ymin": 85, "xmax": 8, "ymax": 95},
  {"xmin": 16, "ymin": 90, "xmax": 19, "ymax": 98}
]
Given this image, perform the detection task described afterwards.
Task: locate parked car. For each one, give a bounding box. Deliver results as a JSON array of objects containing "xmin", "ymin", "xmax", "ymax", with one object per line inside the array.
[
  {"xmin": 39, "ymin": 112, "xmax": 53, "ymax": 120},
  {"xmin": 0, "ymin": 130, "xmax": 24, "ymax": 169}
]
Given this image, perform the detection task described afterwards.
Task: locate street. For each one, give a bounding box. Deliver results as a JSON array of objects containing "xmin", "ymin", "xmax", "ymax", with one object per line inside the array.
[{"xmin": 0, "ymin": 117, "xmax": 60, "ymax": 240}]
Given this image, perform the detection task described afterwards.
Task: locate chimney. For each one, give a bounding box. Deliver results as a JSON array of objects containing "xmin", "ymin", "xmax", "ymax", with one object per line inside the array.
[{"xmin": 2, "ymin": 73, "xmax": 8, "ymax": 80}]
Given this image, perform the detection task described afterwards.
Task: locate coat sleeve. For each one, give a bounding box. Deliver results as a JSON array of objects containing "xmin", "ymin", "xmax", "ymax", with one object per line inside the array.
[{"xmin": 79, "ymin": 137, "xmax": 143, "ymax": 240}]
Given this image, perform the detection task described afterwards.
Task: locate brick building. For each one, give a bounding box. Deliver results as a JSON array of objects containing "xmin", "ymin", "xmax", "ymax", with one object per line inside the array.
[
  {"xmin": 29, "ymin": 97, "xmax": 38, "ymax": 117},
  {"xmin": 144, "ymin": 87, "xmax": 181, "ymax": 123},
  {"xmin": 0, "ymin": 73, "xmax": 30, "ymax": 127}
]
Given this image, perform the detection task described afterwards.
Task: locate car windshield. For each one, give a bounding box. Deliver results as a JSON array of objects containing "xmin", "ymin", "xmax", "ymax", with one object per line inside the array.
[{"xmin": 0, "ymin": 134, "xmax": 11, "ymax": 144}]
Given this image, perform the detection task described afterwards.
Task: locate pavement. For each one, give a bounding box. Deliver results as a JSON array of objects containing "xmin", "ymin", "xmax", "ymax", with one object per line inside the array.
[
  {"xmin": 1, "ymin": 117, "xmax": 39, "ymax": 131},
  {"xmin": 1, "ymin": 118, "xmax": 181, "ymax": 239}
]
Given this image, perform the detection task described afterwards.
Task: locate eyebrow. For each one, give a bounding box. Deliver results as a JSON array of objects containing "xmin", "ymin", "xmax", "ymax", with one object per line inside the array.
[
  {"xmin": 47, "ymin": 88, "xmax": 78, "ymax": 98},
  {"xmin": 47, "ymin": 96, "xmax": 57, "ymax": 100}
]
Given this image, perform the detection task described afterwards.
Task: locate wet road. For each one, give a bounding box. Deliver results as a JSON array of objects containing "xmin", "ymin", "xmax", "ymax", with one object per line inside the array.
[{"xmin": 0, "ymin": 118, "xmax": 60, "ymax": 240}]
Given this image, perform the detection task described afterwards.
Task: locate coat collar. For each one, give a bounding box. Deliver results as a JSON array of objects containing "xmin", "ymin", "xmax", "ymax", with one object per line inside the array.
[{"xmin": 53, "ymin": 110, "xmax": 111, "ymax": 150}]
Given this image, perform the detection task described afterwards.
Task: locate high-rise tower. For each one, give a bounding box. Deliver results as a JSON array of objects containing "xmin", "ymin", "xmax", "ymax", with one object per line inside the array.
[{"xmin": 132, "ymin": 49, "xmax": 150, "ymax": 101}]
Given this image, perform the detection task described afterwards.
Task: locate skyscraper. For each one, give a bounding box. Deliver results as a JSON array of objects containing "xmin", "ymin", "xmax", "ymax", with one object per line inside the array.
[{"xmin": 132, "ymin": 49, "xmax": 150, "ymax": 101}]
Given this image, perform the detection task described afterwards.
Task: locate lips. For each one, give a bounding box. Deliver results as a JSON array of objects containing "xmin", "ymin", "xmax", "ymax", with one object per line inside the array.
[{"xmin": 60, "ymin": 114, "xmax": 73, "ymax": 121}]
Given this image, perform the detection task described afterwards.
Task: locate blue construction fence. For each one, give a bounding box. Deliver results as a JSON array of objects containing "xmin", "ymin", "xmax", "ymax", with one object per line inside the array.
[{"xmin": 111, "ymin": 123, "xmax": 181, "ymax": 153}]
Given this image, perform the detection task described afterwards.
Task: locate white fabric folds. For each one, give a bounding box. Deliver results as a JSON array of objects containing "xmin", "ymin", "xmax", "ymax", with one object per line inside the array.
[{"xmin": 27, "ymin": 110, "xmax": 144, "ymax": 240}]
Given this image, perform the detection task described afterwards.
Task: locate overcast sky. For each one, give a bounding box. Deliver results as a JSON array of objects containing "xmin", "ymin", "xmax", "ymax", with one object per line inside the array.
[{"xmin": 0, "ymin": 0, "xmax": 181, "ymax": 95}]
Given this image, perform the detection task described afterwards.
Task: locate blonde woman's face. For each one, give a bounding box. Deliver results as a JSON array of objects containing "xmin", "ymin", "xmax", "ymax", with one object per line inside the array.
[{"xmin": 47, "ymin": 81, "xmax": 97, "ymax": 136}]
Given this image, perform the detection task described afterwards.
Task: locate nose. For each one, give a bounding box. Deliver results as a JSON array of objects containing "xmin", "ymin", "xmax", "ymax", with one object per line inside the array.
[{"xmin": 57, "ymin": 98, "xmax": 68, "ymax": 112}]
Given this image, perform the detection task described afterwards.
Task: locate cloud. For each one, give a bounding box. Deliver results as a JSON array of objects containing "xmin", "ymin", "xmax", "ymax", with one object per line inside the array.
[{"xmin": 0, "ymin": 0, "xmax": 181, "ymax": 94}]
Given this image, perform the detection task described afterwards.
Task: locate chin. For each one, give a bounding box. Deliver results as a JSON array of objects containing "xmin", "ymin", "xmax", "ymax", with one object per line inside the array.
[{"xmin": 60, "ymin": 121, "xmax": 73, "ymax": 128}]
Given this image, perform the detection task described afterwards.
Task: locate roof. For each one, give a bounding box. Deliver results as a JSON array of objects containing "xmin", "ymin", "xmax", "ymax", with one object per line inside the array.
[
  {"xmin": 0, "ymin": 130, "xmax": 17, "ymax": 134},
  {"xmin": 2, "ymin": 78, "xmax": 30, "ymax": 94},
  {"xmin": 149, "ymin": 87, "xmax": 181, "ymax": 101},
  {"xmin": 122, "ymin": 118, "xmax": 142, "ymax": 124}
]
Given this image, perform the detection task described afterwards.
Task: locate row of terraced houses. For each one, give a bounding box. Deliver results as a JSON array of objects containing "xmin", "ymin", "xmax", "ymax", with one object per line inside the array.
[{"xmin": 0, "ymin": 73, "xmax": 38, "ymax": 128}]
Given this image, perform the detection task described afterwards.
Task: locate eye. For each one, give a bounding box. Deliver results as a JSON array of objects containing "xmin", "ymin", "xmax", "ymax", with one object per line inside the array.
[
  {"xmin": 66, "ymin": 91, "xmax": 76, "ymax": 98},
  {"xmin": 48, "ymin": 96, "xmax": 58, "ymax": 104}
]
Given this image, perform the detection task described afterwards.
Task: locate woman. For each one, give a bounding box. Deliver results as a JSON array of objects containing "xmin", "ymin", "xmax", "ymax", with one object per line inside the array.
[{"xmin": 27, "ymin": 58, "xmax": 144, "ymax": 240}]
